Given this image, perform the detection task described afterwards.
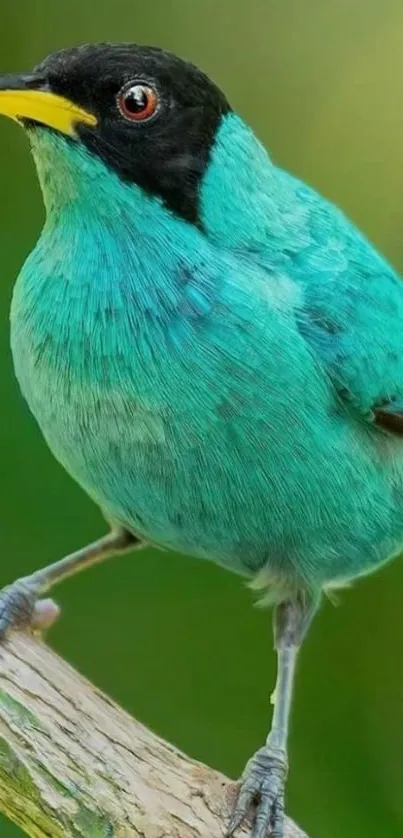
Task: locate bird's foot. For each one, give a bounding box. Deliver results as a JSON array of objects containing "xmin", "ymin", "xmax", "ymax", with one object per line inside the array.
[
  {"xmin": 0, "ymin": 577, "xmax": 60, "ymax": 639},
  {"xmin": 228, "ymin": 745, "xmax": 288, "ymax": 838}
]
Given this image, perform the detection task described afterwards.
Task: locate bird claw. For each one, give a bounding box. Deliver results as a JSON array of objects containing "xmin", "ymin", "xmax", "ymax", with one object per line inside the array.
[
  {"xmin": 227, "ymin": 745, "xmax": 288, "ymax": 838},
  {"xmin": 0, "ymin": 577, "xmax": 60, "ymax": 638}
]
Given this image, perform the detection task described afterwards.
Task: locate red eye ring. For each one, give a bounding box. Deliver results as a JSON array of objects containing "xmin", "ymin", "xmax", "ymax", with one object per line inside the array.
[{"xmin": 118, "ymin": 82, "xmax": 159, "ymax": 122}]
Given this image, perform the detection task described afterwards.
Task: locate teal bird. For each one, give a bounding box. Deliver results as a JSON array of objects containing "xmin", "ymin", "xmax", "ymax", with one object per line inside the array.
[{"xmin": 0, "ymin": 42, "xmax": 403, "ymax": 837}]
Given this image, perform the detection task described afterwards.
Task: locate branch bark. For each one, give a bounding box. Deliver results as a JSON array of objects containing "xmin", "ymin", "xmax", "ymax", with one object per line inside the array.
[{"xmin": 0, "ymin": 634, "xmax": 308, "ymax": 837}]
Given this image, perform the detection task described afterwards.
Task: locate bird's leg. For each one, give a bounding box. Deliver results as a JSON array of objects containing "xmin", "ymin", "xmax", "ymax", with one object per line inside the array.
[
  {"xmin": 0, "ymin": 527, "xmax": 144, "ymax": 638},
  {"xmin": 228, "ymin": 592, "xmax": 318, "ymax": 838}
]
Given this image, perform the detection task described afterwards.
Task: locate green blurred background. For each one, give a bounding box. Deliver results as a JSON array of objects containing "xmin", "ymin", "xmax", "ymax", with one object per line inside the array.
[{"xmin": 1, "ymin": 1, "xmax": 403, "ymax": 835}]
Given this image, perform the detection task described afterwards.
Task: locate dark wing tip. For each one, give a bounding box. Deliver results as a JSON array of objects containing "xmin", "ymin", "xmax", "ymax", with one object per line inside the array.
[{"xmin": 374, "ymin": 408, "xmax": 403, "ymax": 435}]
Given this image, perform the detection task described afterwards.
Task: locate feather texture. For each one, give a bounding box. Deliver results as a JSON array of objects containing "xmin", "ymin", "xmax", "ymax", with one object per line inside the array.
[{"xmin": 10, "ymin": 119, "xmax": 403, "ymax": 601}]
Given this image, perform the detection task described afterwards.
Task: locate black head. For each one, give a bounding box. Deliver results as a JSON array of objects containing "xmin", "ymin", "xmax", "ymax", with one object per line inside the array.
[{"xmin": 27, "ymin": 43, "xmax": 231, "ymax": 225}]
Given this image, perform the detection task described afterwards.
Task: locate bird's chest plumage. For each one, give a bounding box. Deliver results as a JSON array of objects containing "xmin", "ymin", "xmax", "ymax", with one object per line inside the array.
[
  {"xmin": 9, "ymin": 218, "xmax": 324, "ymax": 575},
  {"xmin": 11, "ymin": 219, "xmax": 293, "ymax": 570}
]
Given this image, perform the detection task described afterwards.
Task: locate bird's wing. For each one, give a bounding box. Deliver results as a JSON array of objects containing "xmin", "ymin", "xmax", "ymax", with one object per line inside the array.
[{"xmin": 281, "ymin": 174, "xmax": 403, "ymax": 434}]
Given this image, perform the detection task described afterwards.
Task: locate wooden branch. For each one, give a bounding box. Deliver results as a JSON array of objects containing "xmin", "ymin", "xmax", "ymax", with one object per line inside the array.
[{"xmin": 0, "ymin": 634, "xmax": 308, "ymax": 837}]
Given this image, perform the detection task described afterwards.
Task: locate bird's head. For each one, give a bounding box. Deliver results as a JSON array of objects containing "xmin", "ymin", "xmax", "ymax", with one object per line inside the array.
[
  {"xmin": 0, "ymin": 42, "xmax": 237, "ymax": 226},
  {"xmin": 0, "ymin": 42, "xmax": 285, "ymax": 251}
]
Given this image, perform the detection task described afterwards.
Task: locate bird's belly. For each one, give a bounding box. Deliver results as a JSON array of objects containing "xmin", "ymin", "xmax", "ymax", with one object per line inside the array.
[{"xmin": 18, "ymin": 367, "xmax": 403, "ymax": 589}]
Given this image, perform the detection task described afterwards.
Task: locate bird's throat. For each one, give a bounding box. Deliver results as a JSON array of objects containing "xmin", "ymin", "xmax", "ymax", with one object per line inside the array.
[{"xmin": 15, "ymin": 127, "xmax": 217, "ymax": 338}]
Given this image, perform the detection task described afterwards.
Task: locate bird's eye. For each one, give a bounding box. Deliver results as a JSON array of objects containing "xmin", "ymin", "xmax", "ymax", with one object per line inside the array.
[{"xmin": 117, "ymin": 83, "xmax": 159, "ymax": 122}]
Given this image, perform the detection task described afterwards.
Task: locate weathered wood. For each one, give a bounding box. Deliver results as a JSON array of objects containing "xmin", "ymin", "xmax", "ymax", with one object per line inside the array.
[{"xmin": 0, "ymin": 634, "xmax": 308, "ymax": 837}]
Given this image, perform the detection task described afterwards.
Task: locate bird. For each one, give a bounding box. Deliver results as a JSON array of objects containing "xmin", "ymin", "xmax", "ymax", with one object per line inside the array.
[{"xmin": 0, "ymin": 41, "xmax": 403, "ymax": 838}]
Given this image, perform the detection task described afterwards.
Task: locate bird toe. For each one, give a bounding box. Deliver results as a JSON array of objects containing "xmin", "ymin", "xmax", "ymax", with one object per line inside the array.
[
  {"xmin": 0, "ymin": 578, "xmax": 59, "ymax": 639},
  {"xmin": 228, "ymin": 744, "xmax": 288, "ymax": 838}
]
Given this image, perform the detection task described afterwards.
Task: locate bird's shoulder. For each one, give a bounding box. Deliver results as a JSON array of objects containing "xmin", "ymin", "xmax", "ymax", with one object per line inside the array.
[{"xmin": 269, "ymin": 170, "xmax": 403, "ymax": 432}]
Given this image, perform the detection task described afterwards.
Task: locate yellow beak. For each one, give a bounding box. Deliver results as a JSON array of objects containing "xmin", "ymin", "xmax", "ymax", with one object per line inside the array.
[{"xmin": 0, "ymin": 77, "xmax": 97, "ymax": 136}]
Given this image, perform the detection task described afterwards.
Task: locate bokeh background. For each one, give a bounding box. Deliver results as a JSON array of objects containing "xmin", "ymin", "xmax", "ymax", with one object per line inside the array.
[{"xmin": 1, "ymin": 1, "xmax": 403, "ymax": 835}]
